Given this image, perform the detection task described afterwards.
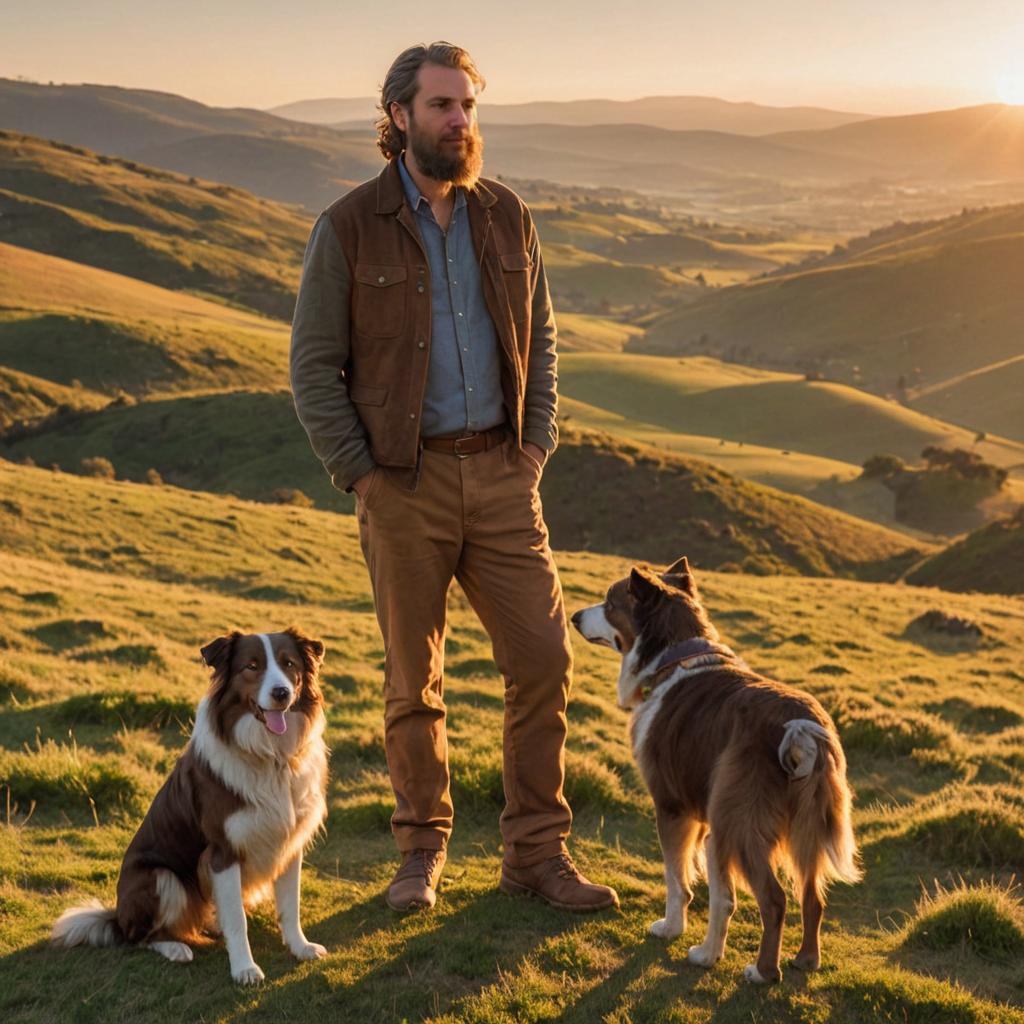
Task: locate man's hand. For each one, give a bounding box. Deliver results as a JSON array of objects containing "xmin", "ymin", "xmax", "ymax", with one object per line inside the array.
[
  {"xmin": 352, "ymin": 468, "xmax": 376, "ymax": 499},
  {"xmin": 523, "ymin": 442, "xmax": 547, "ymax": 472}
]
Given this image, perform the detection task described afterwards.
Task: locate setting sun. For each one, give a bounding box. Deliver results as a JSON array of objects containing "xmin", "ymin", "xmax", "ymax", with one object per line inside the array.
[{"xmin": 996, "ymin": 67, "xmax": 1024, "ymax": 104}]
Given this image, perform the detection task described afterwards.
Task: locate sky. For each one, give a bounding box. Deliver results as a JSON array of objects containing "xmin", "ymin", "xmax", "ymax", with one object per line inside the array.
[{"xmin": 4, "ymin": 0, "xmax": 1024, "ymax": 115}]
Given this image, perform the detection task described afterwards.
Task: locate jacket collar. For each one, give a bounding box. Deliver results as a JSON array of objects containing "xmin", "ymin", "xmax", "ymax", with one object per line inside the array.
[{"xmin": 375, "ymin": 156, "xmax": 497, "ymax": 215}]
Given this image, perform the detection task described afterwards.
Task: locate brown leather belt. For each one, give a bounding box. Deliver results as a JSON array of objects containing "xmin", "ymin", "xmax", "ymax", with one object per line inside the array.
[{"xmin": 422, "ymin": 424, "xmax": 508, "ymax": 458}]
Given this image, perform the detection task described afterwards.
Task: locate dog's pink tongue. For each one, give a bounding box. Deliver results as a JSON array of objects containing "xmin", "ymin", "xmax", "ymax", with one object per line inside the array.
[{"xmin": 264, "ymin": 710, "xmax": 288, "ymax": 735}]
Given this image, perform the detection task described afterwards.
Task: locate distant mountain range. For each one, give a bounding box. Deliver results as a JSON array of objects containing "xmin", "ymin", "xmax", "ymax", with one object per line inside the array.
[
  {"xmin": 5, "ymin": 79, "xmax": 1024, "ymax": 221},
  {"xmin": 269, "ymin": 94, "xmax": 873, "ymax": 135}
]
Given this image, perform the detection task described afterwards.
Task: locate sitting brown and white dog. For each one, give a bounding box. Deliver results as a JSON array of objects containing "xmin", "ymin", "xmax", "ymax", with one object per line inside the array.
[
  {"xmin": 571, "ymin": 558, "xmax": 860, "ymax": 984},
  {"xmin": 52, "ymin": 628, "xmax": 329, "ymax": 985}
]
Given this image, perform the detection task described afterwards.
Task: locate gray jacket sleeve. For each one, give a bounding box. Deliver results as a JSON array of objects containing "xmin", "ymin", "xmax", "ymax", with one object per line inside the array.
[
  {"xmin": 289, "ymin": 213, "xmax": 377, "ymax": 492},
  {"xmin": 522, "ymin": 217, "xmax": 559, "ymax": 456}
]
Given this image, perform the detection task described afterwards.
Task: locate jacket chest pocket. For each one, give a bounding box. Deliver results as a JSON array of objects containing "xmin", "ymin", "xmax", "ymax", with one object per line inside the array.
[
  {"xmin": 353, "ymin": 263, "xmax": 408, "ymax": 338},
  {"xmin": 499, "ymin": 251, "xmax": 532, "ymax": 324}
]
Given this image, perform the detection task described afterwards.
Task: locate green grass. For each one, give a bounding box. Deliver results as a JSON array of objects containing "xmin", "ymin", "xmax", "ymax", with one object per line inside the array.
[
  {"xmin": 0, "ymin": 459, "xmax": 1023, "ymax": 1021},
  {"xmin": 904, "ymin": 880, "xmax": 1024, "ymax": 960}
]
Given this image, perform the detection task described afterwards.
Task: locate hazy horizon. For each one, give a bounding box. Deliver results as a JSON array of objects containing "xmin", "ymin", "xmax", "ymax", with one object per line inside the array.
[{"xmin": 4, "ymin": 0, "xmax": 1024, "ymax": 116}]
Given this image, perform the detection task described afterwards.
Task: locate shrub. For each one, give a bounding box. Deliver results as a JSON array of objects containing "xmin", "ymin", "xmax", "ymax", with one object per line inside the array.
[
  {"xmin": 862, "ymin": 453, "xmax": 905, "ymax": 479},
  {"xmin": 272, "ymin": 488, "xmax": 313, "ymax": 508},
  {"xmin": 80, "ymin": 456, "xmax": 115, "ymax": 479},
  {"xmin": 144, "ymin": 468, "xmax": 164, "ymax": 485}
]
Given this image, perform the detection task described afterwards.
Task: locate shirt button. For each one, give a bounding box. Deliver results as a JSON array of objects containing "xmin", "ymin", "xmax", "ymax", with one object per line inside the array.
[
  {"xmin": 468, "ymin": 387, "xmax": 474, "ymax": 392},
  {"xmin": 458, "ymin": 312, "xmax": 464, "ymax": 317},
  {"xmin": 377, "ymin": 275, "xmax": 385, "ymax": 284}
]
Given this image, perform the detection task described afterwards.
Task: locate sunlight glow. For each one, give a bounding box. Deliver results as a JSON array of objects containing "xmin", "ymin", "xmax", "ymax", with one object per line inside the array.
[{"xmin": 996, "ymin": 68, "xmax": 1024, "ymax": 105}]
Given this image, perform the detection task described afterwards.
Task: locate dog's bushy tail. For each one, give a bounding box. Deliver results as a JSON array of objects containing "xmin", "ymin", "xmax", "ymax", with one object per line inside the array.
[
  {"xmin": 779, "ymin": 719, "xmax": 862, "ymax": 900},
  {"xmin": 51, "ymin": 899, "xmax": 124, "ymax": 949}
]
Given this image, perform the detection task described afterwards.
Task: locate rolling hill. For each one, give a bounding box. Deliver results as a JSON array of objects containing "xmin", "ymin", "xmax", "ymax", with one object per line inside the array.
[
  {"xmin": 1, "ymin": 458, "xmax": 1023, "ymax": 1021},
  {"xmin": 768, "ymin": 103, "xmax": 1024, "ymax": 181},
  {"xmin": 0, "ymin": 402, "xmax": 929, "ymax": 580},
  {"xmin": 907, "ymin": 506, "xmax": 1024, "ymax": 595},
  {"xmin": 0, "ymin": 130, "xmax": 308, "ymax": 319},
  {"xmin": 638, "ymin": 202, "xmax": 1024, "ymax": 406},
  {"xmin": 558, "ymin": 353, "xmax": 1024, "ymax": 473},
  {"xmin": 0, "ymin": 242, "xmax": 289, "ymax": 397}
]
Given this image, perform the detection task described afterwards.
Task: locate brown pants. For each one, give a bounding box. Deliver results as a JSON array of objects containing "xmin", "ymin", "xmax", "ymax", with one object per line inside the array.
[{"xmin": 356, "ymin": 436, "xmax": 573, "ymax": 868}]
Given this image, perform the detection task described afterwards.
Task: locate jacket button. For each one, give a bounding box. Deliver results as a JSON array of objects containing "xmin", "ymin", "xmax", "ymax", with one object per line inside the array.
[
  {"xmin": 409, "ymin": 413, "xmax": 415, "ymax": 419},
  {"xmin": 417, "ymin": 341, "xmax": 425, "ymax": 349},
  {"xmin": 417, "ymin": 284, "xmax": 425, "ymax": 293},
  {"xmin": 378, "ymin": 275, "xmax": 386, "ymax": 284}
]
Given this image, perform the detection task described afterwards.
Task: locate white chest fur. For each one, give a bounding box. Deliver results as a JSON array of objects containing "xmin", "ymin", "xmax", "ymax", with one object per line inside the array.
[{"xmin": 191, "ymin": 700, "xmax": 328, "ymax": 889}]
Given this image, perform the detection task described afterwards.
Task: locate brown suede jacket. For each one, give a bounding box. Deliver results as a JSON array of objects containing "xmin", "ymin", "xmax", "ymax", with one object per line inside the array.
[{"xmin": 289, "ymin": 158, "xmax": 560, "ymax": 492}]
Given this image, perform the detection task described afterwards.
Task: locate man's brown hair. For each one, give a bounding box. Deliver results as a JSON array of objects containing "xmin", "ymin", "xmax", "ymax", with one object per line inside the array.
[{"xmin": 376, "ymin": 41, "xmax": 486, "ymax": 160}]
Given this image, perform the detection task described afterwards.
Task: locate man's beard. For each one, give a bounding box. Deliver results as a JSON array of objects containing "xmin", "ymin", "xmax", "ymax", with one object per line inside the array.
[{"xmin": 407, "ymin": 117, "xmax": 484, "ymax": 189}]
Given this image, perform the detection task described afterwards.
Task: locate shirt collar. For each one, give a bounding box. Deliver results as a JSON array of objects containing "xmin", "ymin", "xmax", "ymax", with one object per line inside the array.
[{"xmin": 398, "ymin": 153, "xmax": 465, "ymax": 215}]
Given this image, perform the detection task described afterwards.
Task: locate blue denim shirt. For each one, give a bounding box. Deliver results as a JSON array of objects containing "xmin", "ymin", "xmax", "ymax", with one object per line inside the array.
[{"xmin": 397, "ymin": 156, "xmax": 506, "ymax": 437}]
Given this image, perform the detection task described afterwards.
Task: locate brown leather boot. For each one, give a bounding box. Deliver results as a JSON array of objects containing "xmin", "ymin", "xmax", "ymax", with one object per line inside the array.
[
  {"xmin": 500, "ymin": 852, "xmax": 619, "ymax": 912},
  {"xmin": 386, "ymin": 848, "xmax": 447, "ymax": 912}
]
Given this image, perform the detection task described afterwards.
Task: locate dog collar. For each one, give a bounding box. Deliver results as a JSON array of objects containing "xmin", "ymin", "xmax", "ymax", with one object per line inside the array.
[{"xmin": 636, "ymin": 639, "xmax": 746, "ymax": 702}]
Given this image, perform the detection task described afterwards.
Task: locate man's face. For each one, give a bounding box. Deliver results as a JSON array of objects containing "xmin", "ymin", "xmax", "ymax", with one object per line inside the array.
[{"xmin": 392, "ymin": 63, "xmax": 483, "ymax": 188}]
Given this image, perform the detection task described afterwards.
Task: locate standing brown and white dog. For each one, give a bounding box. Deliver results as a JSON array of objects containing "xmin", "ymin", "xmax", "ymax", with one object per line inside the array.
[
  {"xmin": 52, "ymin": 628, "xmax": 329, "ymax": 985},
  {"xmin": 571, "ymin": 558, "xmax": 860, "ymax": 984}
]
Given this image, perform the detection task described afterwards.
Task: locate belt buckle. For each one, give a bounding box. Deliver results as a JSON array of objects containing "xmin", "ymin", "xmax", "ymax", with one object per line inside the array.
[{"xmin": 453, "ymin": 436, "xmax": 472, "ymax": 459}]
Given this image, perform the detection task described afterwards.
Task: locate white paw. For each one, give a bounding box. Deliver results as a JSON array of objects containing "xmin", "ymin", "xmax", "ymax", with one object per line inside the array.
[
  {"xmin": 648, "ymin": 918, "xmax": 682, "ymax": 939},
  {"xmin": 150, "ymin": 940, "xmax": 193, "ymax": 963},
  {"xmin": 291, "ymin": 941, "xmax": 327, "ymax": 961},
  {"xmin": 743, "ymin": 964, "xmax": 772, "ymax": 984},
  {"xmin": 232, "ymin": 963, "xmax": 265, "ymax": 986},
  {"xmin": 687, "ymin": 944, "xmax": 719, "ymax": 967}
]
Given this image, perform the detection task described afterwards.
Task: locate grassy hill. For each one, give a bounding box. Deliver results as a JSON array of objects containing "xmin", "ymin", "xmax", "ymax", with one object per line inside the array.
[
  {"xmin": 0, "ymin": 78, "xmax": 379, "ymax": 212},
  {"xmin": 911, "ymin": 355, "xmax": 1024, "ymax": 444},
  {"xmin": 558, "ymin": 353, "xmax": 1024, "ymax": 473},
  {"xmin": 0, "ymin": 131, "xmax": 308, "ymax": 319},
  {"xmin": 0, "ymin": 367, "xmax": 106, "ymax": 431},
  {"xmin": 0, "ymin": 405, "xmax": 927, "ymax": 580},
  {"xmin": 768, "ymin": 103, "xmax": 1024, "ymax": 180},
  {"xmin": 907, "ymin": 507, "xmax": 1024, "ymax": 595},
  {"xmin": 0, "ymin": 243, "xmax": 289, "ymax": 397},
  {"xmin": 639, "ymin": 203, "xmax": 1024, "ymax": 404},
  {"xmin": 0, "ymin": 460, "xmax": 1023, "ymax": 1022}
]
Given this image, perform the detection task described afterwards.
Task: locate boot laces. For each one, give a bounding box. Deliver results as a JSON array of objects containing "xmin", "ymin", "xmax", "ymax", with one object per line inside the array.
[{"xmin": 552, "ymin": 853, "xmax": 580, "ymax": 880}]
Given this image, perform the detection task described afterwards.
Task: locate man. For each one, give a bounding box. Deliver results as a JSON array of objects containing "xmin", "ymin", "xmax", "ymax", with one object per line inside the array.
[{"xmin": 290, "ymin": 41, "xmax": 618, "ymax": 915}]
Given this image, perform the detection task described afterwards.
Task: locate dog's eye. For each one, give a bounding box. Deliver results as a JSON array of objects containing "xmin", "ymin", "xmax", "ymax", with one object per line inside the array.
[
  {"xmin": 283, "ymin": 658, "xmax": 294, "ymax": 668},
  {"xmin": 246, "ymin": 660, "xmax": 259, "ymax": 671}
]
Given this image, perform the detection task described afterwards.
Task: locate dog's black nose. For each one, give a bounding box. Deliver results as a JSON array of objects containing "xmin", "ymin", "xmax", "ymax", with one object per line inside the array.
[
  {"xmin": 570, "ymin": 610, "xmax": 583, "ymax": 628},
  {"xmin": 271, "ymin": 686, "xmax": 290, "ymax": 704}
]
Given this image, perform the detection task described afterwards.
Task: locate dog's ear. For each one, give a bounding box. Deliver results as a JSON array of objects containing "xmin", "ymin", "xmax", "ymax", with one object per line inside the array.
[
  {"xmin": 285, "ymin": 626, "xmax": 326, "ymax": 676},
  {"xmin": 200, "ymin": 631, "xmax": 240, "ymax": 671},
  {"xmin": 665, "ymin": 555, "xmax": 690, "ymax": 576},
  {"xmin": 200, "ymin": 631, "xmax": 241, "ymax": 698},
  {"xmin": 629, "ymin": 566, "xmax": 666, "ymax": 604}
]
